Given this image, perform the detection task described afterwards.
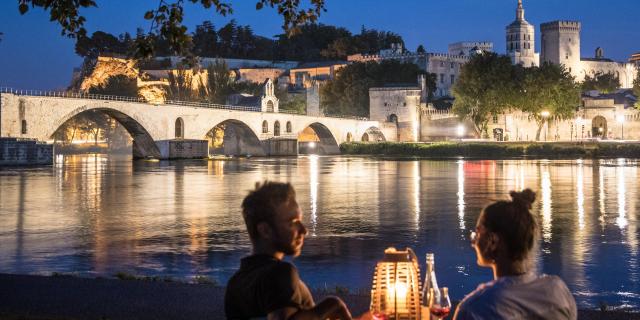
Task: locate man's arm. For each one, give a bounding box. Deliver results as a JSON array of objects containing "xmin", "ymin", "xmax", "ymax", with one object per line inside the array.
[{"xmin": 268, "ymin": 296, "xmax": 351, "ymax": 320}]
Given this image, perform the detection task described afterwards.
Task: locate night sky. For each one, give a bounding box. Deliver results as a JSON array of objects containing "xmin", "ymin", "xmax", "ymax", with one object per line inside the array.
[{"xmin": 0, "ymin": 0, "xmax": 638, "ymax": 90}]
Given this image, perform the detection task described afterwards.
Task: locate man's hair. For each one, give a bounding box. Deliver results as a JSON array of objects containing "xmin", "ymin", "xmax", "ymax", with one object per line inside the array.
[{"xmin": 241, "ymin": 181, "xmax": 297, "ymax": 242}]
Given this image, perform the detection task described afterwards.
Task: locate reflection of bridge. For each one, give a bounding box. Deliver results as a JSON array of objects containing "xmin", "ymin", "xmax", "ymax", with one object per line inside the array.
[{"xmin": 1, "ymin": 90, "xmax": 391, "ymax": 159}]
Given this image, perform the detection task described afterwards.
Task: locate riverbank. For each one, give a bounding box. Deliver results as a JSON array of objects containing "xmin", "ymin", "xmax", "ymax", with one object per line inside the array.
[
  {"xmin": 340, "ymin": 141, "xmax": 640, "ymax": 159},
  {"xmin": 0, "ymin": 273, "xmax": 637, "ymax": 320}
]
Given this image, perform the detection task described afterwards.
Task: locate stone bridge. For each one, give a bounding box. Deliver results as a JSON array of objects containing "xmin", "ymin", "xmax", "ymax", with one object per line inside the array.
[{"xmin": 0, "ymin": 92, "xmax": 391, "ymax": 159}]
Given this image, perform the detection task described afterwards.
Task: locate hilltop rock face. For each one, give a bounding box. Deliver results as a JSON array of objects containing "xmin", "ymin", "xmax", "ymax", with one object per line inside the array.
[
  {"xmin": 77, "ymin": 56, "xmax": 140, "ymax": 92},
  {"xmin": 71, "ymin": 56, "xmax": 169, "ymax": 103}
]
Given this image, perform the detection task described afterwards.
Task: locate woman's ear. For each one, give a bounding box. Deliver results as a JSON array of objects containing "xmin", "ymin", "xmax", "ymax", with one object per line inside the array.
[
  {"xmin": 257, "ymin": 222, "xmax": 273, "ymax": 240},
  {"xmin": 485, "ymin": 233, "xmax": 500, "ymax": 259}
]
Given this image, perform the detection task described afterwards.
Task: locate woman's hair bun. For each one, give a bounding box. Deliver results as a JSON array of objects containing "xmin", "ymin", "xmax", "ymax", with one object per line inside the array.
[{"xmin": 510, "ymin": 189, "xmax": 536, "ymax": 209}]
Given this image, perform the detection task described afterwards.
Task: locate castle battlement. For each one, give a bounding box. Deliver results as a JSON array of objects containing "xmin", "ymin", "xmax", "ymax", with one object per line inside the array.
[
  {"xmin": 540, "ymin": 20, "xmax": 581, "ymax": 31},
  {"xmin": 426, "ymin": 53, "xmax": 470, "ymax": 60}
]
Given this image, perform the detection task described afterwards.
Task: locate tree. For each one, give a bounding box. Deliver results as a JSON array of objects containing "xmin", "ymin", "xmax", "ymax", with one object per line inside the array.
[
  {"xmin": 75, "ymin": 31, "xmax": 133, "ymax": 58},
  {"xmin": 276, "ymin": 87, "xmax": 306, "ymax": 113},
  {"xmin": 452, "ymin": 52, "xmax": 518, "ymax": 138},
  {"xmin": 581, "ymin": 71, "xmax": 620, "ymax": 93},
  {"xmin": 17, "ymin": 0, "xmax": 326, "ymax": 58},
  {"xmin": 416, "ymin": 45, "xmax": 426, "ymax": 54},
  {"xmin": 199, "ymin": 60, "xmax": 233, "ymax": 104},
  {"xmin": 519, "ymin": 62, "xmax": 580, "ymax": 140},
  {"xmin": 88, "ymin": 75, "xmax": 138, "ymax": 97},
  {"xmin": 321, "ymin": 60, "xmax": 423, "ymax": 117},
  {"xmin": 166, "ymin": 66, "xmax": 195, "ymax": 101},
  {"xmin": 192, "ymin": 21, "xmax": 218, "ymax": 57},
  {"xmin": 634, "ymin": 73, "xmax": 640, "ymax": 109}
]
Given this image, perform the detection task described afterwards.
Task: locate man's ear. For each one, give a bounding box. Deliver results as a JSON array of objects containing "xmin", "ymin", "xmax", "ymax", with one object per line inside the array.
[{"xmin": 257, "ymin": 222, "xmax": 273, "ymax": 240}]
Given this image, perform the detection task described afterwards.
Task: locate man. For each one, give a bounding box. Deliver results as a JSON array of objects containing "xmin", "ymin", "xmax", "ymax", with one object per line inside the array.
[{"xmin": 225, "ymin": 181, "xmax": 353, "ymax": 320}]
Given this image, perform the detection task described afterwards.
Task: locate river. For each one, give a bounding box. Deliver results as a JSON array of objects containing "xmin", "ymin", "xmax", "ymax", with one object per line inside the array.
[{"xmin": 0, "ymin": 154, "xmax": 638, "ymax": 310}]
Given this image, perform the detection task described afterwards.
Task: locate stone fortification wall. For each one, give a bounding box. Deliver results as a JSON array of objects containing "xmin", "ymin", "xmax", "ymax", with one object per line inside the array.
[
  {"xmin": 0, "ymin": 138, "xmax": 53, "ymax": 165},
  {"xmin": 369, "ymin": 87, "xmax": 421, "ymax": 141},
  {"xmin": 236, "ymin": 68, "xmax": 286, "ymax": 83},
  {"xmin": 578, "ymin": 60, "xmax": 638, "ymax": 88}
]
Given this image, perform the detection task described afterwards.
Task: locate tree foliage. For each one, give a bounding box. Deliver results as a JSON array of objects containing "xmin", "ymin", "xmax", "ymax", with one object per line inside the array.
[
  {"xmin": 453, "ymin": 53, "xmax": 580, "ymax": 139},
  {"xmin": 320, "ymin": 60, "xmax": 425, "ymax": 117},
  {"xmin": 72, "ymin": 21, "xmax": 403, "ymax": 62},
  {"xmin": 634, "ymin": 73, "xmax": 640, "ymax": 109},
  {"xmin": 88, "ymin": 75, "xmax": 138, "ymax": 97},
  {"xmin": 75, "ymin": 31, "xmax": 134, "ymax": 58},
  {"xmin": 166, "ymin": 67, "xmax": 195, "ymax": 101},
  {"xmin": 581, "ymin": 71, "xmax": 621, "ymax": 93},
  {"xmin": 199, "ymin": 60, "xmax": 233, "ymax": 104},
  {"xmin": 17, "ymin": 0, "xmax": 326, "ymax": 58},
  {"xmin": 519, "ymin": 62, "xmax": 580, "ymax": 140},
  {"xmin": 452, "ymin": 52, "xmax": 518, "ymax": 137}
]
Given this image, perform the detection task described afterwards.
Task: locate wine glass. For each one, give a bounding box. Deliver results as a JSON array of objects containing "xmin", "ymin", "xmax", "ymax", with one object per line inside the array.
[{"xmin": 428, "ymin": 287, "xmax": 452, "ymax": 319}]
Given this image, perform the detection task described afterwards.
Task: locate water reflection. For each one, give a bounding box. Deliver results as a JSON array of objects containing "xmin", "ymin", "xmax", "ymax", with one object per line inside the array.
[
  {"xmin": 309, "ymin": 155, "xmax": 319, "ymax": 236},
  {"xmin": 457, "ymin": 160, "xmax": 465, "ymax": 232},
  {"xmin": 540, "ymin": 167, "xmax": 552, "ymax": 243},
  {"xmin": 0, "ymin": 155, "xmax": 639, "ymax": 310}
]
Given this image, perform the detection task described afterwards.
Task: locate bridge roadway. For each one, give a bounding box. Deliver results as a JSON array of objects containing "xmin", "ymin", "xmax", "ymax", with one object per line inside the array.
[{"xmin": 0, "ymin": 90, "xmax": 392, "ymax": 159}]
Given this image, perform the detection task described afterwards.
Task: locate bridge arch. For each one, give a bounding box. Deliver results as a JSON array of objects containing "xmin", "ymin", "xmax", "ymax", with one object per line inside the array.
[
  {"xmin": 362, "ymin": 126, "xmax": 386, "ymax": 142},
  {"xmin": 50, "ymin": 106, "xmax": 161, "ymax": 158},
  {"xmin": 298, "ymin": 122, "xmax": 340, "ymax": 155},
  {"xmin": 205, "ymin": 119, "xmax": 266, "ymax": 157}
]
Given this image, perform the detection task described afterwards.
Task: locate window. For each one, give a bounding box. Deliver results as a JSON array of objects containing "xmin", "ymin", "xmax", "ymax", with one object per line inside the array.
[
  {"xmin": 450, "ymin": 75, "xmax": 455, "ymax": 83},
  {"xmin": 493, "ymin": 114, "xmax": 499, "ymax": 124},
  {"xmin": 440, "ymin": 73, "xmax": 444, "ymax": 83},
  {"xmin": 440, "ymin": 61, "xmax": 444, "ymax": 67},
  {"xmin": 21, "ymin": 120, "xmax": 27, "ymax": 134},
  {"xmin": 175, "ymin": 118, "xmax": 184, "ymax": 139},
  {"xmin": 262, "ymin": 120, "xmax": 268, "ymax": 133},
  {"xmin": 450, "ymin": 62, "xmax": 455, "ymax": 69},
  {"xmin": 274, "ymin": 121, "xmax": 280, "ymax": 136},
  {"xmin": 286, "ymin": 121, "xmax": 292, "ymax": 133},
  {"xmin": 266, "ymin": 100, "xmax": 274, "ymax": 112},
  {"xmin": 403, "ymin": 102, "xmax": 407, "ymax": 107}
]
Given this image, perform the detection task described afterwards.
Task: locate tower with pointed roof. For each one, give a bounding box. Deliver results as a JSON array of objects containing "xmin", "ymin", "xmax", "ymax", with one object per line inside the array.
[{"xmin": 506, "ymin": 0, "xmax": 539, "ymax": 67}]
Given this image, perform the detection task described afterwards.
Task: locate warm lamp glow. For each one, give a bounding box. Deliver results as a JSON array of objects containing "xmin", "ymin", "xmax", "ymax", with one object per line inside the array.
[
  {"xmin": 456, "ymin": 125, "xmax": 465, "ymax": 137},
  {"xmin": 370, "ymin": 247, "xmax": 421, "ymax": 319},
  {"xmin": 617, "ymin": 115, "xmax": 625, "ymax": 123},
  {"xmin": 540, "ymin": 110, "xmax": 550, "ymax": 117}
]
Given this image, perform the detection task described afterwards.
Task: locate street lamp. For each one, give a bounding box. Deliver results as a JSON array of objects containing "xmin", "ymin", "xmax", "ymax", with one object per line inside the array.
[
  {"xmin": 576, "ymin": 117, "xmax": 584, "ymax": 140},
  {"xmin": 456, "ymin": 124, "xmax": 465, "ymax": 141},
  {"xmin": 540, "ymin": 111, "xmax": 550, "ymax": 141},
  {"xmin": 617, "ymin": 115, "xmax": 625, "ymax": 140}
]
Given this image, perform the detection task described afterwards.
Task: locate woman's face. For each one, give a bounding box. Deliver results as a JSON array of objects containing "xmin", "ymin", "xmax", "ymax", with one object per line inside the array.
[{"xmin": 471, "ymin": 214, "xmax": 498, "ymax": 267}]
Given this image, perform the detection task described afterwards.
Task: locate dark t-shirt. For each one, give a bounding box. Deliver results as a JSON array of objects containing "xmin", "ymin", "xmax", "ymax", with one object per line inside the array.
[{"xmin": 225, "ymin": 254, "xmax": 314, "ymax": 319}]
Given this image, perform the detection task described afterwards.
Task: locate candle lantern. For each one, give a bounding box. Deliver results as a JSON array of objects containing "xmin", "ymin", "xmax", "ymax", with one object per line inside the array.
[{"xmin": 370, "ymin": 247, "xmax": 422, "ymax": 319}]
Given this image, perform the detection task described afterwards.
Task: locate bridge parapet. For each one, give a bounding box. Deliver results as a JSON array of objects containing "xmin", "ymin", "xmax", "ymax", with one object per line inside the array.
[{"xmin": 0, "ymin": 87, "xmax": 371, "ymax": 121}]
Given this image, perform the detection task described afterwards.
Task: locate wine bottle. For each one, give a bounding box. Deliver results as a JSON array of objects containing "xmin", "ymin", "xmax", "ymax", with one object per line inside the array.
[{"xmin": 421, "ymin": 253, "xmax": 440, "ymax": 320}]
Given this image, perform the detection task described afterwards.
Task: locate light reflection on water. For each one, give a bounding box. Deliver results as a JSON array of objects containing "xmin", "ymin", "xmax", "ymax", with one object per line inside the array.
[{"xmin": 0, "ymin": 155, "xmax": 639, "ymax": 310}]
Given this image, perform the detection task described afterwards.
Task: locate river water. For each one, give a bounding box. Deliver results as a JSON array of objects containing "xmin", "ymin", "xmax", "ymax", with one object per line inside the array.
[{"xmin": 0, "ymin": 154, "xmax": 638, "ymax": 310}]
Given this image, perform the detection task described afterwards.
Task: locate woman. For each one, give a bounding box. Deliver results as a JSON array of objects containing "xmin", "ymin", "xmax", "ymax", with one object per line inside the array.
[{"xmin": 454, "ymin": 189, "xmax": 577, "ymax": 320}]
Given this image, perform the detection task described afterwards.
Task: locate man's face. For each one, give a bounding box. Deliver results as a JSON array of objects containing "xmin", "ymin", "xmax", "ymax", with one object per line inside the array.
[{"xmin": 269, "ymin": 200, "xmax": 307, "ymax": 257}]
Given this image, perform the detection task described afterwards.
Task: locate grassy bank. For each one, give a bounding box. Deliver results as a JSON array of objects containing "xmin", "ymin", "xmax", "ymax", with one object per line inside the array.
[{"xmin": 340, "ymin": 141, "xmax": 640, "ymax": 159}]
